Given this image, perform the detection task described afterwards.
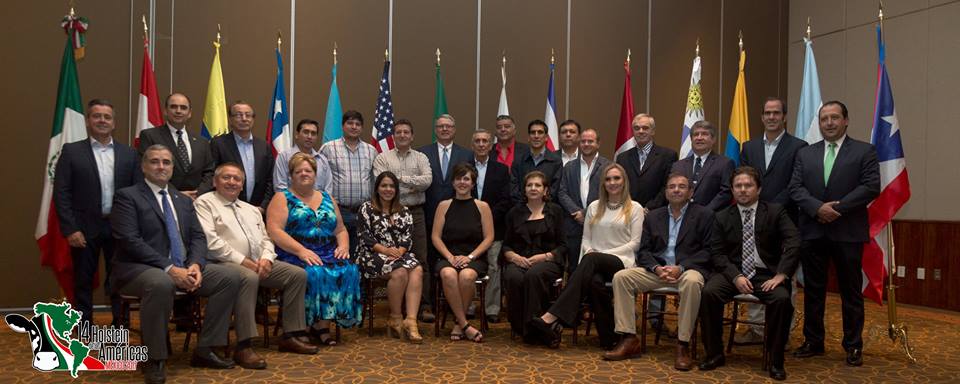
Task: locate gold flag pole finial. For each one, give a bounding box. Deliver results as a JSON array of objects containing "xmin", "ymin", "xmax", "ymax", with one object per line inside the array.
[
  {"xmin": 696, "ymin": 38, "xmax": 700, "ymax": 56},
  {"xmin": 879, "ymin": 0, "xmax": 885, "ymax": 28},
  {"xmin": 436, "ymin": 48, "xmax": 441, "ymax": 66},
  {"xmin": 626, "ymin": 49, "xmax": 631, "ymax": 65},
  {"xmin": 69, "ymin": 0, "xmax": 75, "ymax": 17},
  {"xmin": 550, "ymin": 48, "xmax": 555, "ymax": 65},
  {"xmin": 385, "ymin": 48, "xmax": 389, "ymax": 62},
  {"xmin": 215, "ymin": 23, "xmax": 221, "ymax": 47},
  {"xmin": 142, "ymin": 15, "xmax": 148, "ymax": 36},
  {"xmin": 277, "ymin": 30, "xmax": 282, "ymax": 51},
  {"xmin": 333, "ymin": 42, "xmax": 338, "ymax": 65},
  {"xmin": 502, "ymin": 50, "xmax": 506, "ymax": 67},
  {"xmin": 806, "ymin": 17, "xmax": 812, "ymax": 39},
  {"xmin": 738, "ymin": 30, "xmax": 744, "ymax": 52}
]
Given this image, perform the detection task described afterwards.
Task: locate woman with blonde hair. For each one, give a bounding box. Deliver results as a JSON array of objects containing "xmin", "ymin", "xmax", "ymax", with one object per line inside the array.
[{"xmin": 530, "ymin": 163, "xmax": 645, "ymax": 349}]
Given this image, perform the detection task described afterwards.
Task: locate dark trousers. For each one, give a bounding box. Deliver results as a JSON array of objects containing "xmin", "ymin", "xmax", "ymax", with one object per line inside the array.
[
  {"xmin": 801, "ymin": 239, "xmax": 864, "ymax": 350},
  {"xmin": 409, "ymin": 206, "xmax": 431, "ymax": 309},
  {"xmin": 565, "ymin": 234, "xmax": 582, "ymax": 275},
  {"xmin": 548, "ymin": 252, "xmax": 624, "ymax": 346},
  {"xmin": 71, "ymin": 231, "xmax": 122, "ymax": 325},
  {"xmin": 700, "ymin": 270, "xmax": 792, "ymax": 366},
  {"xmin": 503, "ymin": 261, "xmax": 563, "ymax": 338}
]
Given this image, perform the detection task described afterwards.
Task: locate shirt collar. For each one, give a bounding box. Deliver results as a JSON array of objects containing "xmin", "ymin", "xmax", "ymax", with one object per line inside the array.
[
  {"xmin": 738, "ymin": 201, "xmax": 759, "ymax": 213},
  {"xmin": 212, "ymin": 190, "xmax": 240, "ymax": 207},
  {"xmin": 670, "ymin": 202, "xmax": 690, "ymax": 221},
  {"xmin": 826, "ymin": 134, "xmax": 847, "ymax": 148},
  {"xmin": 90, "ymin": 137, "xmax": 114, "ymax": 148},
  {"xmin": 437, "ymin": 142, "xmax": 453, "ymax": 152},
  {"xmin": 638, "ymin": 141, "xmax": 653, "ymax": 154},
  {"xmin": 145, "ymin": 179, "xmax": 169, "ymax": 196},
  {"xmin": 763, "ymin": 130, "xmax": 786, "ymax": 145},
  {"xmin": 233, "ymin": 131, "xmax": 253, "ymax": 144},
  {"xmin": 166, "ymin": 122, "xmax": 188, "ymax": 134},
  {"xmin": 475, "ymin": 156, "xmax": 488, "ymax": 167}
]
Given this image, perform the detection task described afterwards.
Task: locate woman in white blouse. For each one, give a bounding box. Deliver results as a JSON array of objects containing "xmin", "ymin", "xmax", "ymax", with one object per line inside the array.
[{"xmin": 529, "ymin": 163, "xmax": 644, "ymax": 349}]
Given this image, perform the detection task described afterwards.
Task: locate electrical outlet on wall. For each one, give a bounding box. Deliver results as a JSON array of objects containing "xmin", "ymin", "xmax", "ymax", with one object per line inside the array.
[
  {"xmin": 934, "ymin": 269, "xmax": 941, "ymax": 281},
  {"xmin": 917, "ymin": 267, "xmax": 925, "ymax": 280},
  {"xmin": 897, "ymin": 266, "xmax": 905, "ymax": 278}
]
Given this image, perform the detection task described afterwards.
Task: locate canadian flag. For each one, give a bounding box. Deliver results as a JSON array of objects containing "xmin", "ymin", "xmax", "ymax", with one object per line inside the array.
[{"xmin": 135, "ymin": 36, "xmax": 163, "ymax": 148}]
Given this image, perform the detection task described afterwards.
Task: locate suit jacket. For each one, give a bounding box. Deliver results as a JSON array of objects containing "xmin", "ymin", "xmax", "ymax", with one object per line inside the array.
[
  {"xmin": 616, "ymin": 143, "xmax": 677, "ymax": 210},
  {"xmin": 209, "ymin": 133, "xmax": 274, "ymax": 208},
  {"xmin": 636, "ymin": 203, "xmax": 715, "ymax": 278},
  {"xmin": 418, "ymin": 142, "xmax": 473, "ymax": 226},
  {"xmin": 54, "ymin": 139, "xmax": 142, "ymax": 240},
  {"xmin": 138, "ymin": 125, "xmax": 214, "ymax": 193},
  {"xmin": 556, "ymin": 155, "xmax": 611, "ymax": 237},
  {"xmin": 472, "ymin": 158, "xmax": 512, "ymax": 240},
  {"xmin": 496, "ymin": 141, "xmax": 531, "ymax": 171},
  {"xmin": 501, "ymin": 202, "xmax": 567, "ymax": 268},
  {"xmin": 789, "ymin": 136, "xmax": 880, "ymax": 242},
  {"xmin": 510, "ymin": 149, "xmax": 563, "ymax": 203},
  {"xmin": 740, "ymin": 132, "xmax": 807, "ymax": 219},
  {"xmin": 671, "ymin": 152, "xmax": 734, "ymax": 211},
  {"xmin": 710, "ymin": 201, "xmax": 800, "ymax": 283},
  {"xmin": 110, "ymin": 182, "xmax": 207, "ymax": 292}
]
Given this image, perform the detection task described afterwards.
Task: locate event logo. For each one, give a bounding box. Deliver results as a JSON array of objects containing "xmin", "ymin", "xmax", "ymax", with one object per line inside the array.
[{"xmin": 4, "ymin": 301, "xmax": 147, "ymax": 378}]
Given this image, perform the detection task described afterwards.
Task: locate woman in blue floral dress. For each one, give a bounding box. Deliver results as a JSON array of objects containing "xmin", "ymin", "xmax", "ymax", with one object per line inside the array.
[{"xmin": 267, "ymin": 153, "xmax": 361, "ymax": 345}]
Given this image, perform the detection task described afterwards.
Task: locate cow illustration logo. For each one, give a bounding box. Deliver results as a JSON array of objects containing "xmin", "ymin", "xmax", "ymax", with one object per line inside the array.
[{"xmin": 5, "ymin": 300, "xmax": 146, "ymax": 378}]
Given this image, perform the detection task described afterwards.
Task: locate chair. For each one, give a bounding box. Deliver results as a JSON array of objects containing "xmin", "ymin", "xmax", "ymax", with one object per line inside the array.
[
  {"xmin": 726, "ymin": 293, "xmax": 769, "ymax": 370},
  {"xmin": 256, "ymin": 288, "xmax": 284, "ymax": 347},
  {"xmin": 639, "ymin": 287, "xmax": 698, "ymax": 359},
  {"xmin": 362, "ymin": 277, "xmax": 390, "ymax": 337},
  {"xmin": 434, "ymin": 275, "xmax": 489, "ymax": 337},
  {"xmin": 515, "ymin": 277, "xmax": 564, "ymax": 341},
  {"xmin": 118, "ymin": 291, "xmax": 201, "ymax": 353},
  {"xmin": 570, "ymin": 280, "xmax": 611, "ymax": 345}
]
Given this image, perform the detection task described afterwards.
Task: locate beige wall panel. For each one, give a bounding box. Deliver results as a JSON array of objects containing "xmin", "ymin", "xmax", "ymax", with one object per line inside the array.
[
  {"xmin": 841, "ymin": 24, "xmax": 877, "ymax": 141},
  {"xmin": 479, "ymin": 0, "xmax": 566, "ymax": 146},
  {"xmin": 568, "ymin": 0, "xmax": 648, "ymax": 157},
  {"xmin": 789, "ymin": 0, "xmax": 846, "ymax": 42},
  {"xmin": 924, "ymin": 2, "xmax": 960, "ymax": 220},
  {"xmin": 393, "ymin": 0, "xmax": 478, "ymax": 148},
  {"xmin": 294, "ymin": 0, "xmax": 389, "ymax": 145}
]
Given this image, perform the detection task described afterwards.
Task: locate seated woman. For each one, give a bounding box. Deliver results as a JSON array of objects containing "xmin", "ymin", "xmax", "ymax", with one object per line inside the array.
[
  {"xmin": 501, "ymin": 171, "xmax": 566, "ymax": 342},
  {"xmin": 355, "ymin": 171, "xmax": 424, "ymax": 343},
  {"xmin": 530, "ymin": 163, "xmax": 644, "ymax": 349},
  {"xmin": 267, "ymin": 153, "xmax": 362, "ymax": 346},
  {"xmin": 432, "ymin": 163, "xmax": 494, "ymax": 342}
]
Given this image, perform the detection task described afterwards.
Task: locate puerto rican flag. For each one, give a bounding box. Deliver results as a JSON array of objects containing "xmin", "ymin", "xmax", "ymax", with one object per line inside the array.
[
  {"xmin": 863, "ymin": 24, "xmax": 910, "ymax": 305},
  {"xmin": 371, "ymin": 60, "xmax": 395, "ymax": 153}
]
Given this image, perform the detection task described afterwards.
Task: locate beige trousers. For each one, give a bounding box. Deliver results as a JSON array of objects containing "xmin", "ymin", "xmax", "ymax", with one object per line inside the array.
[{"xmin": 612, "ymin": 267, "xmax": 704, "ymax": 342}]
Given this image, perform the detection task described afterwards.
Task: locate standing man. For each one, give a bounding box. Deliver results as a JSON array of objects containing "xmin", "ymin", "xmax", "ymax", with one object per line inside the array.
[
  {"xmin": 616, "ymin": 113, "xmax": 677, "ymax": 211},
  {"xmin": 112, "ymin": 145, "xmax": 240, "ymax": 383},
  {"xmin": 196, "ymin": 163, "xmax": 318, "ymax": 369},
  {"xmin": 494, "ymin": 115, "xmax": 530, "ymax": 172},
  {"xmin": 138, "ymin": 93, "xmax": 215, "ymax": 199},
  {"xmin": 54, "ymin": 99, "xmax": 142, "ymax": 327},
  {"xmin": 558, "ymin": 119, "xmax": 581, "ymax": 165},
  {"xmin": 320, "ymin": 110, "xmax": 378, "ymax": 261},
  {"xmin": 209, "ymin": 101, "xmax": 274, "ymax": 209},
  {"xmin": 604, "ymin": 173, "xmax": 713, "ymax": 371},
  {"xmin": 373, "ymin": 119, "xmax": 433, "ymax": 318},
  {"xmin": 698, "ymin": 166, "xmax": 800, "ymax": 381},
  {"xmin": 470, "ymin": 129, "xmax": 512, "ymax": 323},
  {"xmin": 418, "ymin": 113, "xmax": 472, "ymax": 321},
  {"xmin": 556, "ymin": 128, "xmax": 610, "ymax": 273},
  {"xmin": 510, "ymin": 120, "xmax": 563, "ymax": 203},
  {"xmin": 790, "ymin": 101, "xmax": 880, "ymax": 367},
  {"xmin": 670, "ymin": 121, "xmax": 734, "ymax": 212},
  {"xmin": 274, "ymin": 118, "xmax": 333, "ymax": 193},
  {"xmin": 736, "ymin": 97, "xmax": 808, "ymax": 343}
]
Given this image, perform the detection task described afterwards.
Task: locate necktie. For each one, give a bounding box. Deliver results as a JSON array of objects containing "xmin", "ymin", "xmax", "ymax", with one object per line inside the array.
[
  {"xmin": 441, "ymin": 147, "xmax": 450, "ymax": 179},
  {"xmin": 159, "ymin": 190, "xmax": 185, "ymax": 267},
  {"xmin": 824, "ymin": 142, "xmax": 837, "ymax": 185},
  {"xmin": 231, "ymin": 203, "xmax": 259, "ymax": 260},
  {"xmin": 175, "ymin": 130, "xmax": 191, "ymax": 172},
  {"xmin": 693, "ymin": 156, "xmax": 703, "ymax": 185},
  {"xmin": 741, "ymin": 208, "xmax": 757, "ymax": 279},
  {"xmin": 638, "ymin": 150, "xmax": 648, "ymax": 170}
]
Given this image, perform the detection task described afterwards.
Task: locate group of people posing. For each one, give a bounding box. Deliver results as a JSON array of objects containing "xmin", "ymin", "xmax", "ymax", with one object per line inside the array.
[{"xmin": 54, "ymin": 92, "xmax": 879, "ymax": 383}]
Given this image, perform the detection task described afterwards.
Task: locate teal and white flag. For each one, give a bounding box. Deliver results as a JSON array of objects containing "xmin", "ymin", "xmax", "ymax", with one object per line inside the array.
[
  {"xmin": 323, "ymin": 62, "xmax": 343, "ymax": 144},
  {"xmin": 795, "ymin": 37, "xmax": 823, "ymax": 144}
]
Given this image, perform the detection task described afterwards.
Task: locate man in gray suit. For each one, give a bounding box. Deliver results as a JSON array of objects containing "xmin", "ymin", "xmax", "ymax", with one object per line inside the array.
[
  {"xmin": 556, "ymin": 128, "xmax": 610, "ymax": 274},
  {"xmin": 138, "ymin": 93, "xmax": 214, "ymax": 199},
  {"xmin": 670, "ymin": 120, "xmax": 734, "ymax": 212},
  {"xmin": 111, "ymin": 145, "xmax": 240, "ymax": 383}
]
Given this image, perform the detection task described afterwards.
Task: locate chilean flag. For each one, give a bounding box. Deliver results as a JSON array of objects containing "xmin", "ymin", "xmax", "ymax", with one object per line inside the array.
[
  {"xmin": 266, "ymin": 48, "xmax": 291, "ymax": 157},
  {"xmin": 863, "ymin": 24, "xmax": 910, "ymax": 305}
]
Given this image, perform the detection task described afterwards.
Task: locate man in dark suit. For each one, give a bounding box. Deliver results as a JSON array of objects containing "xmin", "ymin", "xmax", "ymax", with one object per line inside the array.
[
  {"xmin": 209, "ymin": 101, "xmax": 274, "ymax": 209},
  {"xmin": 616, "ymin": 113, "xmax": 678, "ymax": 211},
  {"xmin": 494, "ymin": 115, "xmax": 530, "ymax": 172},
  {"xmin": 111, "ymin": 145, "xmax": 241, "ymax": 383},
  {"xmin": 418, "ymin": 113, "xmax": 472, "ymax": 321},
  {"xmin": 737, "ymin": 97, "xmax": 808, "ymax": 344},
  {"xmin": 605, "ymin": 173, "xmax": 714, "ymax": 371},
  {"xmin": 698, "ymin": 166, "xmax": 800, "ymax": 380},
  {"xmin": 556, "ymin": 128, "xmax": 611, "ymax": 273},
  {"xmin": 138, "ymin": 93, "xmax": 214, "ymax": 199},
  {"xmin": 470, "ymin": 129, "xmax": 513, "ymax": 323},
  {"xmin": 54, "ymin": 98, "xmax": 142, "ymax": 327},
  {"xmin": 789, "ymin": 100, "xmax": 880, "ymax": 367},
  {"xmin": 510, "ymin": 120, "xmax": 563, "ymax": 203},
  {"xmin": 670, "ymin": 120, "xmax": 734, "ymax": 212}
]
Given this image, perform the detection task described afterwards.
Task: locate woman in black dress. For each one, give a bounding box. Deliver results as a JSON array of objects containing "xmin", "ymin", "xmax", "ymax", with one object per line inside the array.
[
  {"xmin": 501, "ymin": 171, "xmax": 566, "ymax": 342},
  {"xmin": 431, "ymin": 163, "xmax": 494, "ymax": 342}
]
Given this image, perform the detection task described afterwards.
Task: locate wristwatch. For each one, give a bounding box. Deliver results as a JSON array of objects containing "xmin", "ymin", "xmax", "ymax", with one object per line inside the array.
[{"xmin": 467, "ymin": 254, "xmax": 475, "ymax": 261}]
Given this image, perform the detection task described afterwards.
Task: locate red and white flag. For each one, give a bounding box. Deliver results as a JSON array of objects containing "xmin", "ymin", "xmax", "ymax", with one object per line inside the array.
[
  {"xmin": 135, "ymin": 35, "xmax": 162, "ymax": 148},
  {"xmin": 614, "ymin": 59, "xmax": 635, "ymax": 159}
]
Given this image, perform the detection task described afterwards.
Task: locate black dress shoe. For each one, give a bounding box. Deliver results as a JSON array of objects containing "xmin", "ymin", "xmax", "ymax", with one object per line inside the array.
[
  {"xmin": 190, "ymin": 347, "xmax": 235, "ymax": 369},
  {"xmin": 141, "ymin": 359, "xmax": 166, "ymax": 384},
  {"xmin": 486, "ymin": 314, "xmax": 500, "ymax": 324},
  {"xmin": 769, "ymin": 365, "xmax": 787, "ymax": 381},
  {"xmin": 698, "ymin": 354, "xmax": 726, "ymax": 371},
  {"xmin": 846, "ymin": 348, "xmax": 863, "ymax": 366},
  {"xmin": 792, "ymin": 342, "xmax": 825, "ymax": 358},
  {"xmin": 528, "ymin": 318, "xmax": 561, "ymax": 348}
]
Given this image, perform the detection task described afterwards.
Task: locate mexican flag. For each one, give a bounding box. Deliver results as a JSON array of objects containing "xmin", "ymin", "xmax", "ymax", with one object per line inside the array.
[{"xmin": 37, "ymin": 38, "xmax": 87, "ymax": 301}]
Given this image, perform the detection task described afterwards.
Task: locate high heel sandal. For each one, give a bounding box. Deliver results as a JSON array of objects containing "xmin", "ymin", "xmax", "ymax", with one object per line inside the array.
[
  {"xmin": 309, "ymin": 326, "xmax": 338, "ymax": 346},
  {"xmin": 461, "ymin": 323, "xmax": 483, "ymax": 343},
  {"xmin": 529, "ymin": 318, "xmax": 562, "ymax": 348},
  {"xmin": 402, "ymin": 317, "xmax": 423, "ymax": 344},
  {"xmin": 386, "ymin": 315, "xmax": 403, "ymax": 339}
]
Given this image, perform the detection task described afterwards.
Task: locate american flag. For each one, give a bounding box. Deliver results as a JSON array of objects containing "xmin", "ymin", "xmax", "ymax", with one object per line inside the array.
[{"xmin": 371, "ymin": 60, "xmax": 395, "ymax": 153}]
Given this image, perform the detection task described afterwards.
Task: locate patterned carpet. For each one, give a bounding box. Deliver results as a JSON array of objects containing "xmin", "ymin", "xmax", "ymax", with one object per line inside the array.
[{"xmin": 2, "ymin": 293, "xmax": 958, "ymax": 383}]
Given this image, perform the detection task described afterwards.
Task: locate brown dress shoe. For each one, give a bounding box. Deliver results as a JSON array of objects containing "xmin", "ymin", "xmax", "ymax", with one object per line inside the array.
[
  {"xmin": 603, "ymin": 335, "xmax": 642, "ymax": 361},
  {"xmin": 279, "ymin": 336, "xmax": 320, "ymax": 355},
  {"xmin": 674, "ymin": 344, "xmax": 693, "ymax": 371},
  {"xmin": 233, "ymin": 347, "xmax": 267, "ymax": 369}
]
